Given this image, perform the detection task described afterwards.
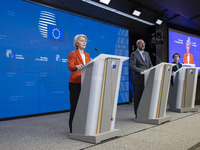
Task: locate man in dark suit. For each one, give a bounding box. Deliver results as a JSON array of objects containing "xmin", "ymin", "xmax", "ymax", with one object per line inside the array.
[
  {"xmin": 171, "ymin": 53, "xmax": 182, "ymax": 86},
  {"xmin": 130, "ymin": 39, "xmax": 153, "ymax": 118},
  {"xmin": 172, "ymin": 53, "xmax": 182, "ymax": 73}
]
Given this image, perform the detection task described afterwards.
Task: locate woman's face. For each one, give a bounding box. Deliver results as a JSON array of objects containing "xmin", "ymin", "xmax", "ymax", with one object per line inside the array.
[
  {"xmin": 186, "ymin": 42, "xmax": 190, "ymax": 53},
  {"xmin": 76, "ymin": 37, "xmax": 86, "ymax": 50}
]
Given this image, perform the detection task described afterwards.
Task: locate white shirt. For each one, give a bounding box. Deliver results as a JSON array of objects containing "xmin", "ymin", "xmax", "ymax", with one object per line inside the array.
[
  {"xmin": 137, "ymin": 49, "xmax": 145, "ymax": 61},
  {"xmin": 80, "ymin": 53, "xmax": 85, "ymax": 65},
  {"xmin": 187, "ymin": 54, "xmax": 190, "ymax": 64}
]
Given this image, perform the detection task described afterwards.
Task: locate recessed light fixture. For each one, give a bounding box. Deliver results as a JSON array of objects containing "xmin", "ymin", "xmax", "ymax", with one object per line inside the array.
[
  {"xmin": 82, "ymin": 0, "xmax": 155, "ymax": 26},
  {"xmin": 132, "ymin": 10, "xmax": 141, "ymax": 17},
  {"xmin": 156, "ymin": 19, "xmax": 163, "ymax": 25},
  {"xmin": 100, "ymin": 0, "xmax": 111, "ymax": 5}
]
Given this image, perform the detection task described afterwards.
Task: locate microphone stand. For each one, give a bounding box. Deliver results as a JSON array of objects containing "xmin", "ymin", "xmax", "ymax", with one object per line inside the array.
[{"xmin": 152, "ymin": 53, "xmax": 162, "ymax": 63}]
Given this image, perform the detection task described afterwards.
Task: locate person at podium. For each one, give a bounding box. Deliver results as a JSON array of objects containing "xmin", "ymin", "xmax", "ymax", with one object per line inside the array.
[
  {"xmin": 130, "ymin": 39, "xmax": 153, "ymax": 118},
  {"xmin": 183, "ymin": 40, "xmax": 194, "ymax": 64},
  {"xmin": 172, "ymin": 53, "xmax": 182, "ymax": 73},
  {"xmin": 171, "ymin": 53, "xmax": 182, "ymax": 86},
  {"xmin": 68, "ymin": 34, "xmax": 91, "ymax": 133}
]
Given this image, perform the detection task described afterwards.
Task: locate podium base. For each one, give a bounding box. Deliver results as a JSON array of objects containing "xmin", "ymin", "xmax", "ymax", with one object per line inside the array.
[
  {"xmin": 135, "ymin": 116, "xmax": 171, "ymax": 125},
  {"xmin": 168, "ymin": 107, "xmax": 198, "ymax": 113},
  {"xmin": 69, "ymin": 129, "xmax": 120, "ymax": 144}
]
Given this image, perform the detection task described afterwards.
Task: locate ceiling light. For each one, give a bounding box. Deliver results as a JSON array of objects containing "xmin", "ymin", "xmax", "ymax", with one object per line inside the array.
[
  {"xmin": 155, "ymin": 19, "xmax": 163, "ymax": 25},
  {"xmin": 82, "ymin": 0, "xmax": 155, "ymax": 26},
  {"xmin": 132, "ymin": 10, "xmax": 141, "ymax": 17},
  {"xmin": 100, "ymin": 0, "xmax": 111, "ymax": 5}
]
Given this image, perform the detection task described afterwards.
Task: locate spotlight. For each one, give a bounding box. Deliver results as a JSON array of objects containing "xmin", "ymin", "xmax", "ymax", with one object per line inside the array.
[
  {"xmin": 100, "ymin": 0, "xmax": 111, "ymax": 5},
  {"xmin": 155, "ymin": 19, "xmax": 163, "ymax": 25},
  {"xmin": 132, "ymin": 10, "xmax": 141, "ymax": 17}
]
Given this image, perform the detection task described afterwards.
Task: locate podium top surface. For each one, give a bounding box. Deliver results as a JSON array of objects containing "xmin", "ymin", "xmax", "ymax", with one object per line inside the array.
[
  {"xmin": 82, "ymin": 54, "xmax": 129, "ymax": 69},
  {"xmin": 182, "ymin": 64, "xmax": 196, "ymax": 67},
  {"xmin": 172, "ymin": 66, "xmax": 200, "ymax": 75},
  {"xmin": 93, "ymin": 54, "xmax": 128, "ymax": 61},
  {"xmin": 141, "ymin": 62, "xmax": 175, "ymax": 74}
]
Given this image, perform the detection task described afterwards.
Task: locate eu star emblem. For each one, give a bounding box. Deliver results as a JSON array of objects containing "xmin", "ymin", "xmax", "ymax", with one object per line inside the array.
[
  {"xmin": 48, "ymin": 25, "xmax": 64, "ymax": 41},
  {"xmin": 112, "ymin": 64, "xmax": 116, "ymax": 69}
]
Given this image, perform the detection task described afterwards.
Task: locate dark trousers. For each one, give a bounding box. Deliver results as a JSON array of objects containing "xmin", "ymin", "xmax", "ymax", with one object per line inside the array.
[
  {"xmin": 133, "ymin": 83, "xmax": 144, "ymax": 117},
  {"xmin": 69, "ymin": 83, "xmax": 81, "ymax": 133}
]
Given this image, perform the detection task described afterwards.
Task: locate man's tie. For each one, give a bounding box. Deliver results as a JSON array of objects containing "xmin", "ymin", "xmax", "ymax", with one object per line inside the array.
[{"xmin": 142, "ymin": 52, "xmax": 145, "ymax": 62}]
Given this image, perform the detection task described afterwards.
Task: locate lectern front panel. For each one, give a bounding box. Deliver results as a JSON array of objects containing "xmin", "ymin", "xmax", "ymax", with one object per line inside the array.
[
  {"xmin": 138, "ymin": 69, "xmax": 155, "ymax": 118},
  {"xmin": 72, "ymin": 62, "xmax": 94, "ymax": 134},
  {"xmin": 98, "ymin": 58, "xmax": 120, "ymax": 133},
  {"xmin": 157, "ymin": 64, "xmax": 172, "ymax": 118},
  {"xmin": 69, "ymin": 54, "xmax": 128, "ymax": 143},
  {"xmin": 136, "ymin": 63, "xmax": 173, "ymax": 124},
  {"xmin": 184, "ymin": 68, "xmax": 196, "ymax": 108}
]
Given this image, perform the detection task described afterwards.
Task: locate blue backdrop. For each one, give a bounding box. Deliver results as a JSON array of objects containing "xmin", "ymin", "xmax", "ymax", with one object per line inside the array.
[{"xmin": 0, "ymin": 0, "xmax": 129, "ymax": 118}]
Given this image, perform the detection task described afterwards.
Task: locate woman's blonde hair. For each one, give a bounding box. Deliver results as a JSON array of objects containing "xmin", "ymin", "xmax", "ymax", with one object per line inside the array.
[{"xmin": 74, "ymin": 34, "xmax": 87, "ymax": 49}]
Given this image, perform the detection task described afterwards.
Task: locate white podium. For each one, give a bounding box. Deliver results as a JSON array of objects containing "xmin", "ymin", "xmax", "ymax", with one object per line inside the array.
[
  {"xmin": 69, "ymin": 54, "xmax": 128, "ymax": 143},
  {"xmin": 135, "ymin": 63, "xmax": 174, "ymax": 125},
  {"xmin": 169, "ymin": 67, "xmax": 200, "ymax": 112}
]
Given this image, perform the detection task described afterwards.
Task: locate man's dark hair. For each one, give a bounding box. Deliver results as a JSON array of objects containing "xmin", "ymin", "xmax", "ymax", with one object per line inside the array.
[{"xmin": 173, "ymin": 53, "xmax": 180, "ymax": 58}]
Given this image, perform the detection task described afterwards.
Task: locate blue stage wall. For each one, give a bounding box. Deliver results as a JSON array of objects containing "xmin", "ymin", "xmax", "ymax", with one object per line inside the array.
[{"xmin": 0, "ymin": 0, "xmax": 129, "ymax": 118}]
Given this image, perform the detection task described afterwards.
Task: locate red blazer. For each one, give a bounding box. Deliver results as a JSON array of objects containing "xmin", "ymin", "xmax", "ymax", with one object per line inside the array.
[
  {"xmin": 183, "ymin": 53, "xmax": 194, "ymax": 64},
  {"xmin": 68, "ymin": 49, "xmax": 91, "ymax": 83}
]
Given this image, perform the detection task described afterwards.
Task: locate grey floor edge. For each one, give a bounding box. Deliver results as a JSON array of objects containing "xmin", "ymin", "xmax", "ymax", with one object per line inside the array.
[
  {"xmin": 168, "ymin": 107, "xmax": 198, "ymax": 113},
  {"xmin": 0, "ymin": 104, "xmax": 200, "ymax": 150},
  {"xmin": 135, "ymin": 116, "xmax": 171, "ymax": 125},
  {"xmin": 69, "ymin": 129, "xmax": 120, "ymax": 144}
]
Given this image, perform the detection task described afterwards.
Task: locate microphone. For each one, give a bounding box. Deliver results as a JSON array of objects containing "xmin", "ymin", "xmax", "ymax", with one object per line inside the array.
[
  {"xmin": 94, "ymin": 48, "xmax": 102, "ymax": 53},
  {"xmin": 152, "ymin": 53, "xmax": 162, "ymax": 63}
]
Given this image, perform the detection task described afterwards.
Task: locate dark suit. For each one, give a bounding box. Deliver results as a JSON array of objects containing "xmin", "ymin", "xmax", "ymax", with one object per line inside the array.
[
  {"xmin": 171, "ymin": 62, "xmax": 182, "ymax": 86},
  {"xmin": 130, "ymin": 50, "xmax": 153, "ymax": 117},
  {"xmin": 172, "ymin": 61, "xmax": 182, "ymax": 72}
]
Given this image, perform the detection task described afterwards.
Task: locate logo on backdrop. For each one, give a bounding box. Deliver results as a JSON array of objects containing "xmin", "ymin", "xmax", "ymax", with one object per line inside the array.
[
  {"xmin": 35, "ymin": 56, "xmax": 48, "ymax": 62},
  {"xmin": 38, "ymin": 11, "xmax": 64, "ymax": 41},
  {"xmin": 6, "ymin": 49, "xmax": 14, "ymax": 58},
  {"xmin": 6, "ymin": 49, "xmax": 24, "ymax": 59},
  {"xmin": 56, "ymin": 54, "xmax": 68, "ymax": 63}
]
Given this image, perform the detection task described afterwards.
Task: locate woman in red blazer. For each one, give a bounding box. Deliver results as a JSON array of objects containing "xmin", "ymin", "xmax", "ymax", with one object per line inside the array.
[
  {"xmin": 183, "ymin": 40, "xmax": 194, "ymax": 64},
  {"xmin": 68, "ymin": 34, "xmax": 91, "ymax": 133}
]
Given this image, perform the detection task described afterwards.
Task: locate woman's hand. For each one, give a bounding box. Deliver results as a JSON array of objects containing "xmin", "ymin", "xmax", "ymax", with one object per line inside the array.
[{"xmin": 76, "ymin": 64, "xmax": 83, "ymax": 71}]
